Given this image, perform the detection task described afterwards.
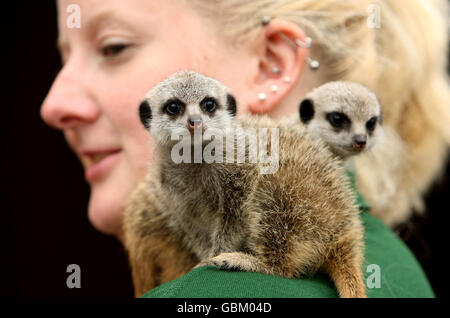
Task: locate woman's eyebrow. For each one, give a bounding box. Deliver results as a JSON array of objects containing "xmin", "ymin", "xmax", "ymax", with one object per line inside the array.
[
  {"xmin": 84, "ymin": 10, "xmax": 141, "ymax": 35},
  {"xmin": 56, "ymin": 10, "xmax": 142, "ymax": 54},
  {"xmin": 85, "ymin": 10, "xmax": 121, "ymax": 31}
]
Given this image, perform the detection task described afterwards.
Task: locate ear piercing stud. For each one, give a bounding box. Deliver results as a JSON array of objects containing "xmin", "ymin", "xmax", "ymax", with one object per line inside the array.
[
  {"xmin": 271, "ymin": 66, "xmax": 281, "ymax": 75},
  {"xmin": 307, "ymin": 57, "xmax": 320, "ymax": 70},
  {"xmin": 262, "ymin": 15, "xmax": 271, "ymax": 26},
  {"xmin": 295, "ymin": 37, "xmax": 312, "ymax": 48},
  {"xmin": 258, "ymin": 84, "xmax": 279, "ymax": 102},
  {"xmin": 258, "ymin": 92, "xmax": 267, "ymax": 102}
]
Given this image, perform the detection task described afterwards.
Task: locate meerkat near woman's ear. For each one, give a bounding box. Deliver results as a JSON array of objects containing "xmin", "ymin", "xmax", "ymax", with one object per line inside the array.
[
  {"xmin": 124, "ymin": 71, "xmax": 366, "ymax": 298},
  {"xmin": 298, "ymin": 81, "xmax": 383, "ymax": 161},
  {"xmin": 296, "ymin": 81, "xmax": 412, "ymax": 227}
]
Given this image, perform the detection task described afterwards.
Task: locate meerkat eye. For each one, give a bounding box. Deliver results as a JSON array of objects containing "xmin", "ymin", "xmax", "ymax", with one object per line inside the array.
[
  {"xmin": 200, "ymin": 97, "xmax": 218, "ymax": 113},
  {"xmin": 366, "ymin": 117, "xmax": 377, "ymax": 132},
  {"xmin": 326, "ymin": 112, "xmax": 350, "ymax": 129},
  {"xmin": 164, "ymin": 100, "xmax": 184, "ymax": 116}
]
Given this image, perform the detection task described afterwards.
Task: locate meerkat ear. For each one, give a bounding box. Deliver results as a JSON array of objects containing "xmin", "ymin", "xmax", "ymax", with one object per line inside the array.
[
  {"xmin": 299, "ymin": 98, "xmax": 314, "ymax": 124},
  {"xmin": 226, "ymin": 94, "xmax": 237, "ymax": 117},
  {"xmin": 139, "ymin": 100, "xmax": 152, "ymax": 129}
]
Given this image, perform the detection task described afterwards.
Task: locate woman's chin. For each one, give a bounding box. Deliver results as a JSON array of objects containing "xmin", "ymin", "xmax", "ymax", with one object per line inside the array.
[{"xmin": 87, "ymin": 189, "xmax": 124, "ymax": 237}]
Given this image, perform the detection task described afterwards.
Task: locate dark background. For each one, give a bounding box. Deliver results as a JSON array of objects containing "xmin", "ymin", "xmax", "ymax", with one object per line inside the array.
[{"xmin": 2, "ymin": 2, "xmax": 448, "ymax": 298}]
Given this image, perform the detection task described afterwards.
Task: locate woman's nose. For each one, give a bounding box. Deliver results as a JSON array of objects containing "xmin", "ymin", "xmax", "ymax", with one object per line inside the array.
[{"xmin": 41, "ymin": 65, "xmax": 100, "ymax": 130}]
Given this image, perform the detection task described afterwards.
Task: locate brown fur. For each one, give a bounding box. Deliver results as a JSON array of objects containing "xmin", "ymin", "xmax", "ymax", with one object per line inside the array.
[
  {"xmin": 124, "ymin": 175, "xmax": 199, "ymax": 297},
  {"xmin": 123, "ymin": 72, "xmax": 366, "ymax": 298},
  {"xmin": 124, "ymin": 116, "xmax": 366, "ymax": 298}
]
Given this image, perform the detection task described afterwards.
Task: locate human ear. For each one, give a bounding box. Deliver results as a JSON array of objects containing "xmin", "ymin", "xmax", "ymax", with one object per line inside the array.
[{"xmin": 247, "ymin": 20, "xmax": 310, "ymax": 114}]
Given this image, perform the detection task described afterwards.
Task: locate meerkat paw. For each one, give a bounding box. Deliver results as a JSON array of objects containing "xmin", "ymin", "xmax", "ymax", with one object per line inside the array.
[
  {"xmin": 194, "ymin": 252, "xmax": 270, "ymax": 274},
  {"xmin": 194, "ymin": 258, "xmax": 242, "ymax": 272}
]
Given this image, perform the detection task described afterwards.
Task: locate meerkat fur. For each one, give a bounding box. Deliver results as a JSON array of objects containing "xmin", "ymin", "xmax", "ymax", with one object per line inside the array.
[{"xmin": 124, "ymin": 71, "xmax": 366, "ymax": 298}]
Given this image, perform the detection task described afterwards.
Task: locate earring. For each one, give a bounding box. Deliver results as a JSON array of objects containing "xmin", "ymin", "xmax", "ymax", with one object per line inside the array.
[
  {"xmin": 306, "ymin": 57, "xmax": 320, "ymax": 70},
  {"xmin": 271, "ymin": 85, "xmax": 278, "ymax": 93},
  {"xmin": 295, "ymin": 36, "xmax": 320, "ymax": 71},
  {"xmin": 258, "ymin": 92, "xmax": 267, "ymax": 102},
  {"xmin": 271, "ymin": 66, "xmax": 281, "ymax": 75},
  {"xmin": 262, "ymin": 16, "xmax": 320, "ymax": 71},
  {"xmin": 262, "ymin": 15, "xmax": 271, "ymax": 26},
  {"xmin": 295, "ymin": 37, "xmax": 312, "ymax": 48},
  {"xmin": 296, "ymin": 37, "xmax": 320, "ymax": 70}
]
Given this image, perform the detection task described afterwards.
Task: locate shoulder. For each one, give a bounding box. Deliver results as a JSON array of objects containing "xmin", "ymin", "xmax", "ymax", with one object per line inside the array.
[
  {"xmin": 142, "ymin": 266, "xmax": 338, "ymax": 298},
  {"xmin": 142, "ymin": 211, "xmax": 434, "ymax": 298}
]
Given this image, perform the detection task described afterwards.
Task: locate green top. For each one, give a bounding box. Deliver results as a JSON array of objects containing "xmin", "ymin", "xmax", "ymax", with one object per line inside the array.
[{"xmin": 142, "ymin": 171, "xmax": 435, "ymax": 298}]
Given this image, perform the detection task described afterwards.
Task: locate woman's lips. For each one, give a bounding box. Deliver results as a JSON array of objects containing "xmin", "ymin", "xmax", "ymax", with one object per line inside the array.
[{"xmin": 83, "ymin": 149, "xmax": 122, "ymax": 182}]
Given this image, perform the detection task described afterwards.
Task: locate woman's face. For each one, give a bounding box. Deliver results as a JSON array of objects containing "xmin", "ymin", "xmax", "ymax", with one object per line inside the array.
[{"xmin": 41, "ymin": 0, "xmax": 256, "ymax": 237}]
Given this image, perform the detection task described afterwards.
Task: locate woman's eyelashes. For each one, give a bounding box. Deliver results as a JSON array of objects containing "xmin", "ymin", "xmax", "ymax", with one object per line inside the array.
[
  {"xmin": 98, "ymin": 37, "xmax": 133, "ymax": 60},
  {"xmin": 100, "ymin": 43, "xmax": 129, "ymax": 58}
]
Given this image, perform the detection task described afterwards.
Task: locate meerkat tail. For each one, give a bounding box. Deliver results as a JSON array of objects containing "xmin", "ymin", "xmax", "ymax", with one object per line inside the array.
[
  {"xmin": 126, "ymin": 236, "xmax": 160, "ymax": 297},
  {"xmin": 322, "ymin": 238, "xmax": 366, "ymax": 298}
]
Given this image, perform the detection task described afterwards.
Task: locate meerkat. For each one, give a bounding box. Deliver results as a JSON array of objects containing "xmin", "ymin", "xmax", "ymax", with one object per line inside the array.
[
  {"xmin": 297, "ymin": 82, "xmax": 410, "ymax": 226},
  {"xmin": 298, "ymin": 81, "xmax": 383, "ymax": 161},
  {"xmin": 124, "ymin": 71, "xmax": 366, "ymax": 298}
]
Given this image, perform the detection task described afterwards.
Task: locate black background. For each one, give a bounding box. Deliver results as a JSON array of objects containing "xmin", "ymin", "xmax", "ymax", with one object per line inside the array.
[{"xmin": 2, "ymin": 2, "xmax": 448, "ymax": 298}]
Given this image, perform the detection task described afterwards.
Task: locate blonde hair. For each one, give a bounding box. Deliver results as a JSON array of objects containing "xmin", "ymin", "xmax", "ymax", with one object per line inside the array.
[{"xmin": 190, "ymin": 0, "xmax": 450, "ymax": 226}]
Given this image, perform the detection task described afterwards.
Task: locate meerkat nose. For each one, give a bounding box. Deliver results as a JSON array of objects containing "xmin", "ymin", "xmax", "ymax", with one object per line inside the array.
[
  {"xmin": 352, "ymin": 134, "xmax": 367, "ymax": 150},
  {"xmin": 188, "ymin": 115, "xmax": 202, "ymax": 132}
]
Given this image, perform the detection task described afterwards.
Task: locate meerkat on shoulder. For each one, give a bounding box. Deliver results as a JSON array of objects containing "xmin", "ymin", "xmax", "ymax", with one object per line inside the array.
[{"xmin": 124, "ymin": 71, "xmax": 367, "ymax": 298}]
